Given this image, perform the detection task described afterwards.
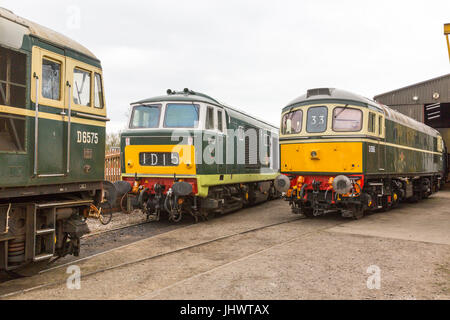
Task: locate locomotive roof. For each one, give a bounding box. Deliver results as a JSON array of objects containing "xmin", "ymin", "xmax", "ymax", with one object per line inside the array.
[
  {"xmin": 132, "ymin": 89, "xmax": 279, "ymax": 130},
  {"xmin": 284, "ymin": 88, "xmax": 440, "ymax": 137},
  {"xmin": 0, "ymin": 7, "xmax": 97, "ymax": 59},
  {"xmin": 283, "ymin": 88, "xmax": 381, "ymax": 111}
]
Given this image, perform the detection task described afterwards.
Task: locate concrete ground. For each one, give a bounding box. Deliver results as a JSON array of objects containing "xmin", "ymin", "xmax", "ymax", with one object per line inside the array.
[{"xmin": 1, "ymin": 187, "xmax": 449, "ymax": 300}]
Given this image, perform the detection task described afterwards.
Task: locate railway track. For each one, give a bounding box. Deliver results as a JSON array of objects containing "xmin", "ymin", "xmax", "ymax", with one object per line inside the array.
[
  {"xmin": 0, "ymin": 210, "xmax": 347, "ymax": 299},
  {"xmin": 0, "ymin": 213, "xmax": 192, "ymax": 283}
]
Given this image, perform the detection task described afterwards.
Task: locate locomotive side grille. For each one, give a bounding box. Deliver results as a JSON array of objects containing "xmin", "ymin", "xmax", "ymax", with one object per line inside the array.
[{"xmin": 244, "ymin": 127, "xmax": 260, "ymax": 168}]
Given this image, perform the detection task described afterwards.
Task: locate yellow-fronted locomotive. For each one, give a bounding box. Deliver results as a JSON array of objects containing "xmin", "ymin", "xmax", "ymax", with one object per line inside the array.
[
  {"xmin": 274, "ymin": 88, "xmax": 446, "ymax": 219},
  {"xmin": 119, "ymin": 89, "xmax": 280, "ymax": 222}
]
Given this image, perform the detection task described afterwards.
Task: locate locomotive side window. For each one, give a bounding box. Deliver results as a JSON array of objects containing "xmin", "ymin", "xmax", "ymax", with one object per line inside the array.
[
  {"xmin": 306, "ymin": 106, "xmax": 327, "ymax": 133},
  {"xmin": 0, "ymin": 113, "xmax": 25, "ymax": 152},
  {"xmin": 0, "ymin": 47, "xmax": 26, "ymax": 108},
  {"xmin": 217, "ymin": 109, "xmax": 223, "ymax": 132},
  {"xmin": 281, "ymin": 110, "xmax": 302, "ymax": 134},
  {"xmin": 378, "ymin": 115, "xmax": 383, "ymax": 136},
  {"xmin": 205, "ymin": 106, "xmax": 214, "ymax": 130},
  {"xmin": 130, "ymin": 104, "xmax": 161, "ymax": 128},
  {"xmin": 73, "ymin": 68, "xmax": 91, "ymax": 106},
  {"xmin": 94, "ymin": 73, "xmax": 104, "ymax": 109},
  {"xmin": 393, "ymin": 127, "xmax": 398, "ymax": 140},
  {"xmin": 42, "ymin": 59, "xmax": 61, "ymax": 100},
  {"xmin": 332, "ymin": 107, "xmax": 362, "ymax": 132},
  {"xmin": 164, "ymin": 103, "xmax": 199, "ymax": 128},
  {"xmin": 368, "ymin": 112, "xmax": 376, "ymax": 133}
]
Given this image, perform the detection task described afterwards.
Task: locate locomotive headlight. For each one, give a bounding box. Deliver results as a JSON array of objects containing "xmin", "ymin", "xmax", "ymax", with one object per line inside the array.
[
  {"xmin": 127, "ymin": 160, "xmax": 134, "ymax": 168},
  {"xmin": 310, "ymin": 150, "xmax": 319, "ymax": 159}
]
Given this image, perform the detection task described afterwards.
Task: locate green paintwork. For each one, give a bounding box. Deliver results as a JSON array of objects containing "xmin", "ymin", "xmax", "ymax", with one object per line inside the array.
[
  {"xmin": 0, "ymin": 34, "xmax": 105, "ymax": 192},
  {"xmin": 120, "ymin": 92, "xmax": 280, "ymax": 196},
  {"xmin": 364, "ymin": 119, "xmax": 442, "ymax": 176}
]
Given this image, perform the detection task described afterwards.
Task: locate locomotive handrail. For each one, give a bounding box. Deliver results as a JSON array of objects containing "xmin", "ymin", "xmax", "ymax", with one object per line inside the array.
[
  {"xmin": 33, "ymin": 72, "xmax": 39, "ymax": 176},
  {"xmin": 73, "ymin": 111, "xmax": 110, "ymax": 121},
  {"xmin": 67, "ymin": 81, "xmax": 72, "ymax": 174},
  {"xmin": 1, "ymin": 203, "xmax": 11, "ymax": 235}
]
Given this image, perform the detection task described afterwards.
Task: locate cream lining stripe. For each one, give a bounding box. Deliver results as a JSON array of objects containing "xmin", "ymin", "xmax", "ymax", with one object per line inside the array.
[
  {"xmin": 0, "ymin": 105, "xmax": 106, "ymax": 127},
  {"xmin": 280, "ymin": 138, "xmax": 441, "ymax": 155}
]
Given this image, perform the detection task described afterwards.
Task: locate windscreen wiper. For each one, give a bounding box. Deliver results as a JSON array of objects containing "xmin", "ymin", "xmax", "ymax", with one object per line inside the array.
[{"xmin": 334, "ymin": 104, "xmax": 349, "ymax": 118}]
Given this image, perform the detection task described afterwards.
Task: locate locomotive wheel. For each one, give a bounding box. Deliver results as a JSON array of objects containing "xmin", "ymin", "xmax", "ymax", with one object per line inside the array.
[
  {"xmin": 302, "ymin": 207, "xmax": 314, "ymax": 218},
  {"xmin": 120, "ymin": 193, "xmax": 130, "ymax": 214},
  {"xmin": 170, "ymin": 211, "xmax": 182, "ymax": 223},
  {"xmin": 391, "ymin": 192, "xmax": 400, "ymax": 208}
]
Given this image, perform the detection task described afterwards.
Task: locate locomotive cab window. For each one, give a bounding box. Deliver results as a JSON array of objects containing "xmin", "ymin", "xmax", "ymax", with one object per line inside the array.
[
  {"xmin": 130, "ymin": 104, "xmax": 161, "ymax": 128},
  {"xmin": 73, "ymin": 68, "xmax": 91, "ymax": 106},
  {"xmin": 42, "ymin": 58, "xmax": 61, "ymax": 100},
  {"xmin": 164, "ymin": 103, "xmax": 199, "ymax": 128},
  {"xmin": 205, "ymin": 106, "xmax": 214, "ymax": 130},
  {"xmin": 378, "ymin": 115, "xmax": 383, "ymax": 136},
  {"xmin": 306, "ymin": 106, "xmax": 327, "ymax": 133},
  {"xmin": 217, "ymin": 109, "xmax": 223, "ymax": 132},
  {"xmin": 281, "ymin": 110, "xmax": 302, "ymax": 134},
  {"xmin": 94, "ymin": 73, "xmax": 104, "ymax": 109},
  {"xmin": 332, "ymin": 107, "xmax": 362, "ymax": 132},
  {"xmin": 368, "ymin": 112, "xmax": 376, "ymax": 133}
]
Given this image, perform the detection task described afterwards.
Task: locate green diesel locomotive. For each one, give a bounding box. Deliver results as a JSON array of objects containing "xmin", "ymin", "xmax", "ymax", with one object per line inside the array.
[
  {"xmin": 0, "ymin": 8, "xmax": 111, "ymax": 273},
  {"xmin": 275, "ymin": 88, "xmax": 447, "ymax": 219},
  {"xmin": 120, "ymin": 89, "xmax": 280, "ymax": 222}
]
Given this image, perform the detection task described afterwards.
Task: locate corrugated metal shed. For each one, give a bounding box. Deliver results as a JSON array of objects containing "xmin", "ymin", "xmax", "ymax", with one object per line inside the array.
[{"xmin": 374, "ymin": 73, "xmax": 450, "ymax": 106}]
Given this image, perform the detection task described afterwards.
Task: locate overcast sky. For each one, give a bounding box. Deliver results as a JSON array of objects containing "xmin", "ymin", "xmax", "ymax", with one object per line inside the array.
[{"xmin": 3, "ymin": 0, "xmax": 450, "ymax": 132}]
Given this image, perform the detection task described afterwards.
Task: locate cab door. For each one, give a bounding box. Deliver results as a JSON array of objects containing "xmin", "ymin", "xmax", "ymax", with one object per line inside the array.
[
  {"xmin": 31, "ymin": 47, "xmax": 66, "ymax": 177},
  {"xmin": 377, "ymin": 114, "xmax": 386, "ymax": 173},
  {"xmin": 216, "ymin": 107, "xmax": 227, "ymax": 174},
  {"xmin": 204, "ymin": 105, "xmax": 226, "ymax": 174}
]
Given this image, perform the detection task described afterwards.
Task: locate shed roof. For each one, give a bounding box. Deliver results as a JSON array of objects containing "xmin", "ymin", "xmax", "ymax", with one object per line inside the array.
[
  {"xmin": 283, "ymin": 88, "xmax": 381, "ymax": 112},
  {"xmin": 0, "ymin": 7, "xmax": 97, "ymax": 59},
  {"xmin": 374, "ymin": 73, "xmax": 450, "ymax": 105}
]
